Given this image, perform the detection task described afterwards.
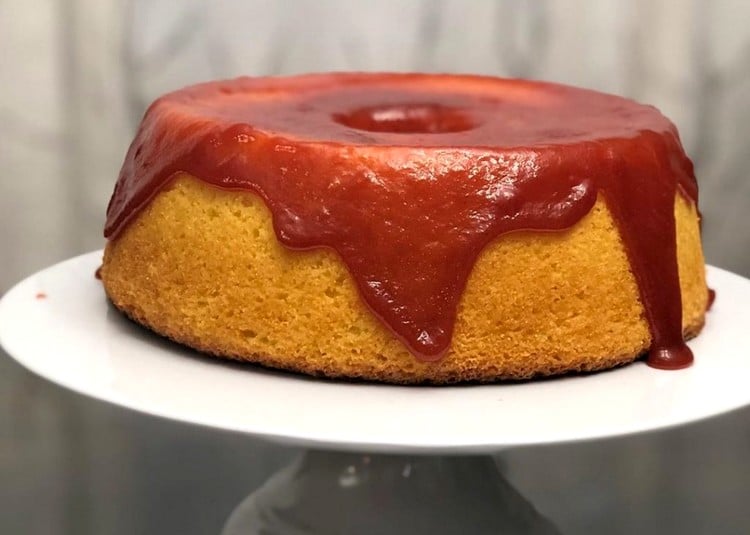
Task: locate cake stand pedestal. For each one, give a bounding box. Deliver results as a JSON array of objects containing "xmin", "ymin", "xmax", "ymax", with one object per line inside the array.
[
  {"xmin": 222, "ymin": 451, "xmax": 559, "ymax": 535},
  {"xmin": 2, "ymin": 253, "xmax": 750, "ymax": 535}
]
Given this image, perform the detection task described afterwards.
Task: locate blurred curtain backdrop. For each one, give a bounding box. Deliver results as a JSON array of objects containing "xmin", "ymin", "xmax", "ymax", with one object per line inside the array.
[{"xmin": 1, "ymin": 0, "xmax": 750, "ymax": 292}]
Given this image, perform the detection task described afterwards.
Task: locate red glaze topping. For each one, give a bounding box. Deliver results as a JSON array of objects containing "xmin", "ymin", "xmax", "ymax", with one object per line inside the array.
[
  {"xmin": 707, "ymin": 288, "xmax": 716, "ymax": 311},
  {"xmin": 105, "ymin": 73, "xmax": 699, "ymax": 367}
]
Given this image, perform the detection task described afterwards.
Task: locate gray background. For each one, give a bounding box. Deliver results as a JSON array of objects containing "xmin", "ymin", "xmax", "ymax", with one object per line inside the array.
[{"xmin": 2, "ymin": 0, "xmax": 749, "ymax": 533}]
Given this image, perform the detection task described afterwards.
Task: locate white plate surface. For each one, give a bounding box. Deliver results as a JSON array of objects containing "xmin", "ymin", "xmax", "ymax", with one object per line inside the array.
[{"xmin": 1, "ymin": 252, "xmax": 749, "ymax": 453}]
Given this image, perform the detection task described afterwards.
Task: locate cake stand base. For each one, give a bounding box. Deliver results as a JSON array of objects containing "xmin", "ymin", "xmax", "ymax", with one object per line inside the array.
[{"xmin": 221, "ymin": 450, "xmax": 560, "ymax": 535}]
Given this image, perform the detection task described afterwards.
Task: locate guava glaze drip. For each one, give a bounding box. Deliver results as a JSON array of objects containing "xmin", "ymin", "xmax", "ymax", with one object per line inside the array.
[{"xmin": 105, "ymin": 73, "xmax": 699, "ymax": 367}]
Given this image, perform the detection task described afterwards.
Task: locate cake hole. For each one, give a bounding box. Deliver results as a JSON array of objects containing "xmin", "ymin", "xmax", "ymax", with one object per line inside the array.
[{"xmin": 333, "ymin": 103, "xmax": 476, "ymax": 134}]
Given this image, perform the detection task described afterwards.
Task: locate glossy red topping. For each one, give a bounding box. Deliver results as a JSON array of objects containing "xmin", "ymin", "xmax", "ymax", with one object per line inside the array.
[{"xmin": 105, "ymin": 73, "xmax": 699, "ymax": 367}]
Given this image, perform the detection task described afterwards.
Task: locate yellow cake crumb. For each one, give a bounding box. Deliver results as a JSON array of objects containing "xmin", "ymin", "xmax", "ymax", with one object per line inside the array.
[{"xmin": 101, "ymin": 174, "xmax": 707, "ymax": 383}]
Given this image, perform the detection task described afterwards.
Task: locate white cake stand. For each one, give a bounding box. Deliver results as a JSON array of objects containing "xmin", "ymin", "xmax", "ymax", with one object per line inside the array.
[{"xmin": 2, "ymin": 252, "xmax": 750, "ymax": 534}]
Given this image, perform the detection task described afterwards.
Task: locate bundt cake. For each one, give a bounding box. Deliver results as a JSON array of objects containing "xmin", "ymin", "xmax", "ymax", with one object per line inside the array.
[{"xmin": 100, "ymin": 73, "xmax": 707, "ymax": 383}]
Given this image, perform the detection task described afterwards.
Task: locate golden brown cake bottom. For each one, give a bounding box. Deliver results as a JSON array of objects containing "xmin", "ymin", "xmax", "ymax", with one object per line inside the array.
[{"xmin": 101, "ymin": 174, "xmax": 707, "ymax": 384}]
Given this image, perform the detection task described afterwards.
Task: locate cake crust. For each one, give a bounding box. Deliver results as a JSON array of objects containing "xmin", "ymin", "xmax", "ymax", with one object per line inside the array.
[{"xmin": 101, "ymin": 175, "xmax": 707, "ymax": 384}]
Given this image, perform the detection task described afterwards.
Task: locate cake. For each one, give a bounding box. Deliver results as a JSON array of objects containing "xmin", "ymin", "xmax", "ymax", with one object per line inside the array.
[{"xmin": 100, "ymin": 73, "xmax": 708, "ymax": 384}]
